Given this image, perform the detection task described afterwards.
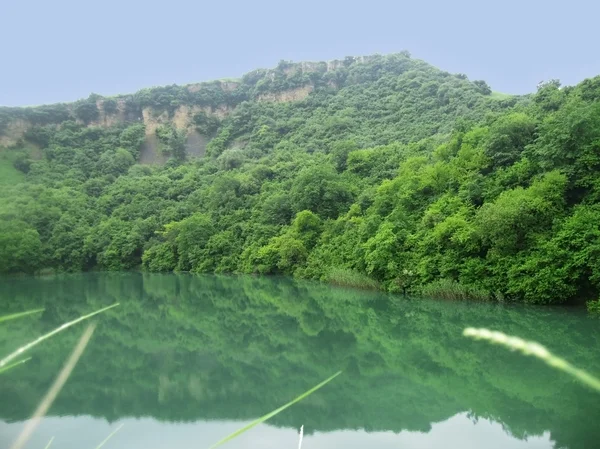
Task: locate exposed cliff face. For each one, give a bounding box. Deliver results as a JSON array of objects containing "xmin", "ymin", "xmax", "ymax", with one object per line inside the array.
[
  {"xmin": 0, "ymin": 100, "xmax": 232, "ymax": 151},
  {"xmin": 88, "ymin": 99, "xmax": 128, "ymax": 128},
  {"xmin": 257, "ymin": 85, "xmax": 314, "ymax": 102},
  {"xmin": 0, "ymin": 54, "xmax": 407, "ymax": 159},
  {"xmin": 0, "ymin": 118, "xmax": 29, "ymax": 147}
]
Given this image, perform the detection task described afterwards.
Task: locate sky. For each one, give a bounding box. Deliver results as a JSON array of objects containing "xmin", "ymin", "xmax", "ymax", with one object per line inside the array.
[{"xmin": 1, "ymin": 0, "xmax": 598, "ymax": 106}]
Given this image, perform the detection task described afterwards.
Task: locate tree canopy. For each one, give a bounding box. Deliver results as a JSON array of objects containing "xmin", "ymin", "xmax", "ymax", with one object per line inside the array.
[{"xmin": 1, "ymin": 53, "xmax": 600, "ymax": 305}]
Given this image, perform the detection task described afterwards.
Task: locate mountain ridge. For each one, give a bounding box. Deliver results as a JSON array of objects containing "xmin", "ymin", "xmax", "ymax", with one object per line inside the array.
[{"xmin": 0, "ymin": 52, "xmax": 513, "ymax": 153}]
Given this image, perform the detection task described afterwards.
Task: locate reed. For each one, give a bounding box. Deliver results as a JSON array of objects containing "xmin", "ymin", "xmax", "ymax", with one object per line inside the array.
[
  {"xmin": 421, "ymin": 279, "xmax": 490, "ymax": 301},
  {"xmin": 298, "ymin": 425, "xmax": 304, "ymax": 449},
  {"xmin": 94, "ymin": 424, "xmax": 125, "ymax": 449},
  {"xmin": 43, "ymin": 437, "xmax": 54, "ymax": 449},
  {"xmin": 0, "ymin": 303, "xmax": 119, "ymax": 369},
  {"xmin": 326, "ymin": 268, "xmax": 379, "ymax": 290},
  {"xmin": 0, "ymin": 308, "xmax": 44, "ymax": 323},
  {"xmin": 208, "ymin": 371, "xmax": 342, "ymax": 449},
  {"xmin": 9, "ymin": 325, "xmax": 96, "ymax": 449},
  {"xmin": 0, "ymin": 357, "xmax": 31, "ymax": 375},
  {"xmin": 464, "ymin": 327, "xmax": 600, "ymax": 392}
]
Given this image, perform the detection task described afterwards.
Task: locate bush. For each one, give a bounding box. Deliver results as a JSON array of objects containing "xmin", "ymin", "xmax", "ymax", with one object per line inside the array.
[
  {"xmin": 12, "ymin": 153, "xmax": 31, "ymax": 173},
  {"xmin": 587, "ymin": 299, "xmax": 600, "ymax": 314},
  {"xmin": 103, "ymin": 98, "xmax": 118, "ymax": 114},
  {"xmin": 74, "ymin": 99, "xmax": 100, "ymax": 124}
]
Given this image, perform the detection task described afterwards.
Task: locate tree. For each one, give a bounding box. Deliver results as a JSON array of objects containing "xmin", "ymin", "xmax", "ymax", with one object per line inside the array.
[
  {"xmin": 74, "ymin": 98, "xmax": 100, "ymax": 124},
  {"xmin": 169, "ymin": 213, "xmax": 216, "ymax": 271},
  {"xmin": 476, "ymin": 171, "xmax": 566, "ymax": 255},
  {"xmin": 485, "ymin": 113, "xmax": 537, "ymax": 168},
  {"xmin": 473, "ymin": 80, "xmax": 492, "ymax": 95},
  {"xmin": 290, "ymin": 165, "xmax": 355, "ymax": 219},
  {"xmin": 0, "ymin": 221, "xmax": 43, "ymax": 273}
]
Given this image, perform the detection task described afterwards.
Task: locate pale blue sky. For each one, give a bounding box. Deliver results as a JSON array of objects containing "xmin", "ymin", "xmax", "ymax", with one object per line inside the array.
[{"xmin": 1, "ymin": 0, "xmax": 598, "ymax": 106}]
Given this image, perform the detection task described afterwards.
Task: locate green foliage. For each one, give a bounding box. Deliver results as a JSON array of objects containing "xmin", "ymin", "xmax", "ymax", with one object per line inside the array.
[
  {"xmin": 420, "ymin": 279, "xmax": 490, "ymax": 301},
  {"xmin": 0, "ymin": 220, "xmax": 43, "ymax": 273},
  {"xmin": 325, "ymin": 267, "xmax": 379, "ymax": 290},
  {"xmin": 0, "ymin": 150, "xmax": 26, "ymax": 185},
  {"xmin": 290, "ymin": 165, "xmax": 356, "ymax": 219},
  {"xmin": 484, "ymin": 112, "xmax": 537, "ymax": 168},
  {"xmin": 1, "ymin": 55, "xmax": 600, "ymax": 305},
  {"xmin": 193, "ymin": 111, "xmax": 221, "ymax": 135},
  {"xmin": 102, "ymin": 98, "xmax": 118, "ymax": 114},
  {"xmin": 473, "ymin": 80, "xmax": 492, "ymax": 95},
  {"xmin": 155, "ymin": 124, "xmax": 186, "ymax": 161},
  {"xmin": 587, "ymin": 299, "xmax": 600, "ymax": 314},
  {"xmin": 74, "ymin": 96, "xmax": 100, "ymax": 124}
]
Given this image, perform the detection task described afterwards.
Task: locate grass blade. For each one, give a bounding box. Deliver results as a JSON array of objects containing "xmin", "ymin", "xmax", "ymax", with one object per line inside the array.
[
  {"xmin": 0, "ymin": 303, "xmax": 119, "ymax": 369},
  {"xmin": 298, "ymin": 425, "xmax": 304, "ymax": 449},
  {"xmin": 0, "ymin": 357, "xmax": 32, "ymax": 375},
  {"xmin": 10, "ymin": 324, "xmax": 96, "ymax": 449},
  {"xmin": 43, "ymin": 436, "xmax": 55, "ymax": 449},
  {"xmin": 94, "ymin": 423, "xmax": 125, "ymax": 449},
  {"xmin": 464, "ymin": 327, "xmax": 600, "ymax": 392},
  {"xmin": 0, "ymin": 308, "xmax": 44, "ymax": 324},
  {"xmin": 208, "ymin": 371, "xmax": 342, "ymax": 449}
]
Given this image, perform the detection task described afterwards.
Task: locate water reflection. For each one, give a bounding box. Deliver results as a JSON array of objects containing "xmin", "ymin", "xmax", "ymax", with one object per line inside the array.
[
  {"xmin": 0, "ymin": 413, "xmax": 554, "ymax": 449},
  {"xmin": 0, "ymin": 273, "xmax": 598, "ymax": 449}
]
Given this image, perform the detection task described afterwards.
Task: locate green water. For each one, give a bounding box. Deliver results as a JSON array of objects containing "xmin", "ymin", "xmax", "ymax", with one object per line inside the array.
[{"xmin": 0, "ymin": 273, "xmax": 599, "ymax": 449}]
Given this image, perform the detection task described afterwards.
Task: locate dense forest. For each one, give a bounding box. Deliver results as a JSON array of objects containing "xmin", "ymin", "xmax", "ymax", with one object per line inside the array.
[
  {"xmin": 1, "ymin": 53, "xmax": 600, "ymax": 306},
  {"xmin": 0, "ymin": 273, "xmax": 598, "ymax": 449}
]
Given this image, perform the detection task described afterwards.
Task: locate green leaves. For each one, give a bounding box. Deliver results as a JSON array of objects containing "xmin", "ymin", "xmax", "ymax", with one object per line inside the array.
[{"xmin": 3, "ymin": 55, "xmax": 600, "ymax": 305}]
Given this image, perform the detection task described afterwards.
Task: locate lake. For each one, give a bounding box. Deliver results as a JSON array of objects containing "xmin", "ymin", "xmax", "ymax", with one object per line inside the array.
[{"xmin": 0, "ymin": 273, "xmax": 599, "ymax": 449}]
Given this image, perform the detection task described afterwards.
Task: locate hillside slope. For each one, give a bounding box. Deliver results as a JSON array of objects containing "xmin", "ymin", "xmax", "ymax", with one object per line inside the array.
[
  {"xmin": 0, "ymin": 53, "xmax": 514, "ymax": 156},
  {"xmin": 3, "ymin": 54, "xmax": 600, "ymax": 306}
]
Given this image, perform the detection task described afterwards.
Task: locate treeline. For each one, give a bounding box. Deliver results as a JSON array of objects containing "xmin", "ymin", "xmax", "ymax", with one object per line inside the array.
[
  {"xmin": 0, "ymin": 53, "xmax": 502, "ymax": 135},
  {"xmin": 1, "ymin": 54, "xmax": 600, "ymax": 305}
]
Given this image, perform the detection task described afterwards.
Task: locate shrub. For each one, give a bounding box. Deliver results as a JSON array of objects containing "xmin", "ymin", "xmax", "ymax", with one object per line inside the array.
[{"xmin": 586, "ymin": 299, "xmax": 600, "ymax": 314}]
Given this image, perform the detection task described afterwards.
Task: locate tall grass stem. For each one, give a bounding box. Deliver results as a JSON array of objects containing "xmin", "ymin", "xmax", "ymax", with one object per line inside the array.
[
  {"xmin": 94, "ymin": 423, "xmax": 125, "ymax": 449},
  {"xmin": 9, "ymin": 324, "xmax": 96, "ymax": 449},
  {"xmin": 208, "ymin": 371, "xmax": 342, "ymax": 449},
  {"xmin": 298, "ymin": 425, "xmax": 304, "ymax": 449},
  {"xmin": 43, "ymin": 436, "xmax": 55, "ymax": 449},
  {"xmin": 0, "ymin": 357, "xmax": 32, "ymax": 375},
  {"xmin": 0, "ymin": 303, "xmax": 118, "ymax": 369},
  {"xmin": 464, "ymin": 327, "xmax": 600, "ymax": 392},
  {"xmin": 0, "ymin": 308, "xmax": 44, "ymax": 323}
]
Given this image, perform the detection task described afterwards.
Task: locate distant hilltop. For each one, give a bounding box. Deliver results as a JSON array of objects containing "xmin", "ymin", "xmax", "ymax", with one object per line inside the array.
[{"xmin": 0, "ymin": 52, "xmax": 509, "ymax": 165}]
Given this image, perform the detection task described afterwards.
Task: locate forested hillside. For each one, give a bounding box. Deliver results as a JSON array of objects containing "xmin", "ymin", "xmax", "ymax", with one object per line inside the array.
[{"xmin": 1, "ymin": 53, "xmax": 600, "ymax": 306}]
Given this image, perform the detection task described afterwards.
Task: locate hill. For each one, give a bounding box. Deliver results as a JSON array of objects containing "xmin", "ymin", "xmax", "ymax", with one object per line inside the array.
[
  {"xmin": 0, "ymin": 53, "xmax": 513, "ymax": 156},
  {"xmin": 2, "ymin": 53, "xmax": 600, "ymax": 305}
]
